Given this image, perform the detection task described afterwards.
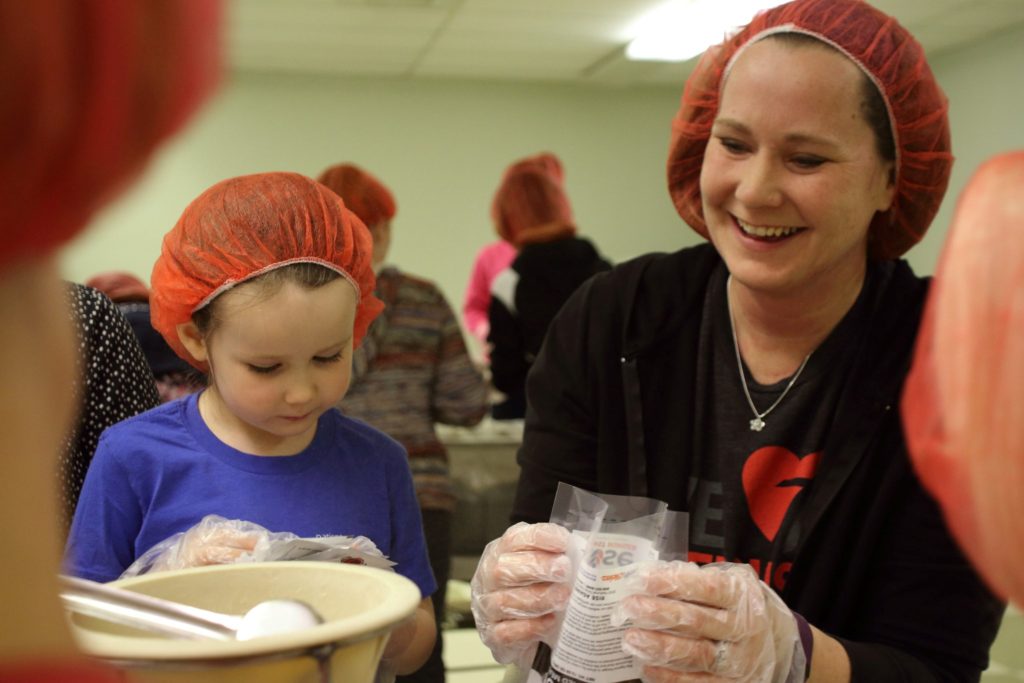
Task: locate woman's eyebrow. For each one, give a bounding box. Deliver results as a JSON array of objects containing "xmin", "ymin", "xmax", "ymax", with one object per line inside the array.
[{"xmin": 713, "ymin": 117, "xmax": 840, "ymax": 151}]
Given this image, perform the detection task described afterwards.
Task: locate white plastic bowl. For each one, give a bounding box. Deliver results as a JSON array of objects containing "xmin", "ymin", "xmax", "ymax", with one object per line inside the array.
[{"xmin": 69, "ymin": 561, "xmax": 421, "ymax": 683}]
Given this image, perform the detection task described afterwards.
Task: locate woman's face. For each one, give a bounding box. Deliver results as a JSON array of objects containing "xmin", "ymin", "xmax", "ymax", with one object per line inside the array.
[{"xmin": 699, "ymin": 38, "xmax": 895, "ymax": 298}]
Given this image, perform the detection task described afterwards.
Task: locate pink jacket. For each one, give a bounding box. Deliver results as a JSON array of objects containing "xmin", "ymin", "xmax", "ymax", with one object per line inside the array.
[{"xmin": 462, "ymin": 240, "xmax": 516, "ymax": 344}]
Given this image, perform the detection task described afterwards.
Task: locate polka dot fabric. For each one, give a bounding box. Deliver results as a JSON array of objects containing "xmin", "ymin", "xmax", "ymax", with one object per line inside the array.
[{"xmin": 58, "ymin": 284, "xmax": 160, "ymax": 533}]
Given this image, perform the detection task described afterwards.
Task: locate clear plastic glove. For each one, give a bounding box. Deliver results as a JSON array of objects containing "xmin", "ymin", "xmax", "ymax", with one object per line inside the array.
[
  {"xmin": 122, "ymin": 515, "xmax": 277, "ymax": 577},
  {"xmin": 470, "ymin": 522, "xmax": 575, "ymax": 667},
  {"xmin": 611, "ymin": 562, "xmax": 806, "ymax": 683}
]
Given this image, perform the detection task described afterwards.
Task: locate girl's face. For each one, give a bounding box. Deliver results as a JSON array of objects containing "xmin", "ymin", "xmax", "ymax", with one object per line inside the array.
[
  {"xmin": 699, "ymin": 38, "xmax": 896, "ymax": 298},
  {"xmin": 182, "ymin": 277, "xmax": 358, "ymax": 455}
]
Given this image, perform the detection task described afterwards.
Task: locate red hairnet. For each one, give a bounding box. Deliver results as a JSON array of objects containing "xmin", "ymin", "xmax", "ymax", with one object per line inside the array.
[
  {"xmin": 903, "ymin": 151, "xmax": 1024, "ymax": 605},
  {"xmin": 668, "ymin": 0, "xmax": 951, "ymax": 260},
  {"xmin": 316, "ymin": 164, "xmax": 396, "ymax": 229},
  {"xmin": 501, "ymin": 152, "xmax": 565, "ymax": 185},
  {"xmin": 491, "ymin": 153, "xmax": 575, "ymax": 246},
  {"xmin": 86, "ymin": 271, "xmax": 150, "ymax": 303},
  {"xmin": 150, "ymin": 172, "xmax": 384, "ymax": 371},
  {"xmin": 0, "ymin": 1, "xmax": 221, "ymax": 272}
]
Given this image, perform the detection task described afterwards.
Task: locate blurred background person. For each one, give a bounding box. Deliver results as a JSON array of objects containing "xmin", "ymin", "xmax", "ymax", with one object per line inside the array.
[
  {"xmin": 59, "ymin": 282, "xmax": 160, "ymax": 535},
  {"xmin": 462, "ymin": 238, "xmax": 516, "ymax": 360},
  {"xmin": 318, "ymin": 162, "xmax": 488, "ymax": 683},
  {"xmin": 903, "ymin": 150, "xmax": 1024, "ymax": 608},
  {"xmin": 0, "ymin": 0, "xmax": 219, "ymax": 677},
  {"xmin": 462, "ymin": 153, "xmax": 566, "ymax": 359},
  {"xmin": 87, "ymin": 270, "xmax": 204, "ymax": 402},
  {"xmin": 487, "ymin": 153, "xmax": 611, "ymax": 420}
]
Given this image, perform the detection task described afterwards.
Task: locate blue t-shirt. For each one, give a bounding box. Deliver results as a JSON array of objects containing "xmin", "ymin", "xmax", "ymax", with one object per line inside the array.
[{"xmin": 65, "ymin": 392, "xmax": 437, "ymax": 597}]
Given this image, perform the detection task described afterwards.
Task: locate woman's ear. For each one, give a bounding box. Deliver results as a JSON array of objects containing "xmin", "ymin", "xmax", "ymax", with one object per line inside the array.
[
  {"xmin": 878, "ymin": 162, "xmax": 897, "ymax": 212},
  {"xmin": 176, "ymin": 321, "xmax": 208, "ymax": 363}
]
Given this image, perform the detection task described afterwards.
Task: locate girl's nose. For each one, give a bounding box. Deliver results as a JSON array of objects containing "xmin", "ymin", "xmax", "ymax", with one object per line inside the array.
[
  {"xmin": 735, "ymin": 154, "xmax": 783, "ymax": 208},
  {"xmin": 284, "ymin": 374, "xmax": 316, "ymax": 405}
]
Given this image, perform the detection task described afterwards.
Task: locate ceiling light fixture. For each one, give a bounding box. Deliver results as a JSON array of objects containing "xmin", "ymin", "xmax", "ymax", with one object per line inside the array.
[{"xmin": 625, "ymin": 0, "xmax": 789, "ymax": 62}]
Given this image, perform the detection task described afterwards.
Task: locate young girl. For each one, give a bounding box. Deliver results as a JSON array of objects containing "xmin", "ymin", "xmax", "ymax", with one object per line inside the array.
[{"xmin": 65, "ymin": 171, "xmax": 437, "ymax": 675}]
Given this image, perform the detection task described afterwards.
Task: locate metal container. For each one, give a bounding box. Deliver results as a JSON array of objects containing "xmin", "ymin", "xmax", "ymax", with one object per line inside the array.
[{"xmin": 69, "ymin": 561, "xmax": 421, "ymax": 683}]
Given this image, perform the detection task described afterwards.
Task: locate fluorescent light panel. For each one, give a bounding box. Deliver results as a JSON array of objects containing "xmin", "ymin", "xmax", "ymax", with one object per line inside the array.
[{"xmin": 626, "ymin": 0, "xmax": 790, "ymax": 62}]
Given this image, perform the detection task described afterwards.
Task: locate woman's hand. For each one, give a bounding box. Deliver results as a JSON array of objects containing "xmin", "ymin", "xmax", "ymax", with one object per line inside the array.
[
  {"xmin": 470, "ymin": 522, "xmax": 574, "ymax": 667},
  {"xmin": 612, "ymin": 562, "xmax": 806, "ymax": 683}
]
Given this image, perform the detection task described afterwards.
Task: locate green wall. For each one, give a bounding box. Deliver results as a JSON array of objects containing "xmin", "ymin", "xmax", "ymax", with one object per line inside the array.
[{"xmin": 61, "ymin": 22, "xmax": 1024, "ymax": 320}]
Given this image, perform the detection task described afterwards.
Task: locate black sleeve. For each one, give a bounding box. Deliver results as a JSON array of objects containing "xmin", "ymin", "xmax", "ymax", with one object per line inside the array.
[
  {"xmin": 487, "ymin": 295, "xmax": 529, "ymax": 396},
  {"xmin": 842, "ymin": 468, "xmax": 1004, "ymax": 682},
  {"xmin": 511, "ymin": 274, "xmax": 611, "ymax": 524}
]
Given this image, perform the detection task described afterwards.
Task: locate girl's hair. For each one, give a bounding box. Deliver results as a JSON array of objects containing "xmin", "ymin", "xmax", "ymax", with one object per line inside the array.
[
  {"xmin": 765, "ymin": 32, "xmax": 896, "ymax": 164},
  {"xmin": 192, "ymin": 262, "xmax": 342, "ymax": 336}
]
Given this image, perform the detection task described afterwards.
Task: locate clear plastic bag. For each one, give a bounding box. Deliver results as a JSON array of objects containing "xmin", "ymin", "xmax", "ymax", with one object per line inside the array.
[
  {"xmin": 532, "ymin": 484, "xmax": 688, "ymax": 683},
  {"xmin": 121, "ymin": 514, "xmax": 394, "ymax": 578}
]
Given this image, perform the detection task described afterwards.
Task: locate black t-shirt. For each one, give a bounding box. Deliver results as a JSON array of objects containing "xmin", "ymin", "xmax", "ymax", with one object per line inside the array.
[{"xmin": 688, "ymin": 263, "xmax": 880, "ymax": 591}]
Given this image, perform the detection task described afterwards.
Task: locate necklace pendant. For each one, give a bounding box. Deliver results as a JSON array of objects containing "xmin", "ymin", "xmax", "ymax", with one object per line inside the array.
[{"xmin": 750, "ymin": 417, "xmax": 766, "ymax": 432}]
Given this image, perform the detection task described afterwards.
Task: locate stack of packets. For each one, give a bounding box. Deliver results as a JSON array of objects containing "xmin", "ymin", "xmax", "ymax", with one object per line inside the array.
[
  {"xmin": 120, "ymin": 514, "xmax": 395, "ymax": 578},
  {"xmin": 262, "ymin": 534, "xmax": 395, "ymax": 569}
]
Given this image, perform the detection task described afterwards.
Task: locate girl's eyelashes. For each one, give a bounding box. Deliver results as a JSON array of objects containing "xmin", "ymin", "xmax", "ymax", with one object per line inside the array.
[
  {"xmin": 245, "ymin": 351, "xmax": 343, "ymax": 374},
  {"xmin": 247, "ymin": 363, "xmax": 280, "ymax": 375}
]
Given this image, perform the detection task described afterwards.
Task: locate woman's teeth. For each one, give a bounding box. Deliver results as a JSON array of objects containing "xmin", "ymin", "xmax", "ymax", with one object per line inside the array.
[{"xmin": 737, "ymin": 218, "xmax": 801, "ymax": 238}]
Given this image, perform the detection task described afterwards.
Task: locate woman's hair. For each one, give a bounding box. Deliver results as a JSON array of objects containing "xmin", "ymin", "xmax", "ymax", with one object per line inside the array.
[
  {"xmin": 766, "ymin": 32, "xmax": 895, "ymax": 164},
  {"xmin": 192, "ymin": 262, "xmax": 342, "ymax": 336}
]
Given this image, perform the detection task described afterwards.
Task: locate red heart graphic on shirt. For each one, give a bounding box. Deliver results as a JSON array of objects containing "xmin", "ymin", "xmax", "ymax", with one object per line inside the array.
[{"xmin": 742, "ymin": 446, "xmax": 821, "ymax": 542}]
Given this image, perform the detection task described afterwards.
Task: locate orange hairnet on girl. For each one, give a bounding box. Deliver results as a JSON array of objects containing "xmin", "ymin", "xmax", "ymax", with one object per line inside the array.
[
  {"xmin": 0, "ymin": 1, "xmax": 221, "ymax": 271},
  {"xmin": 903, "ymin": 151, "xmax": 1024, "ymax": 606},
  {"xmin": 150, "ymin": 172, "xmax": 384, "ymax": 370},
  {"xmin": 667, "ymin": 0, "xmax": 951, "ymax": 260},
  {"xmin": 491, "ymin": 153, "xmax": 575, "ymax": 247},
  {"xmin": 317, "ymin": 163, "xmax": 396, "ymax": 228}
]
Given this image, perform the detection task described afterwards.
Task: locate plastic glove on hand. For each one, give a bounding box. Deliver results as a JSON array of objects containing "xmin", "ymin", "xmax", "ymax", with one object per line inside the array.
[
  {"xmin": 612, "ymin": 562, "xmax": 806, "ymax": 683},
  {"xmin": 470, "ymin": 522, "xmax": 574, "ymax": 667},
  {"xmin": 153, "ymin": 516, "xmax": 266, "ymax": 571}
]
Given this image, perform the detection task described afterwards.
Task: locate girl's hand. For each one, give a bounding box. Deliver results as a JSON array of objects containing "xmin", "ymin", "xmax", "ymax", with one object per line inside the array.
[
  {"xmin": 612, "ymin": 562, "xmax": 806, "ymax": 683},
  {"xmin": 148, "ymin": 516, "xmax": 265, "ymax": 572}
]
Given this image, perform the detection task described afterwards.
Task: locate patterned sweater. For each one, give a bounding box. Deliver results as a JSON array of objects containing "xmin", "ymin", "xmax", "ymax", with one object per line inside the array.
[{"xmin": 339, "ymin": 267, "xmax": 488, "ymax": 511}]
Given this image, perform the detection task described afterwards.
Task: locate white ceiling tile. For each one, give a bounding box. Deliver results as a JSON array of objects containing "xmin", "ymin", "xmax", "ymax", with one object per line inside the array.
[{"xmin": 227, "ymin": 0, "xmax": 1024, "ymax": 85}]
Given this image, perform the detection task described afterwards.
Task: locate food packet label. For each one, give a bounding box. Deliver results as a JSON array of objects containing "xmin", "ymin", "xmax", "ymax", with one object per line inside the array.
[{"xmin": 545, "ymin": 532, "xmax": 654, "ymax": 683}]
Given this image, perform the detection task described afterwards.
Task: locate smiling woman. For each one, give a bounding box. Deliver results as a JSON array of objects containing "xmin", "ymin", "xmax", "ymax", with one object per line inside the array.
[{"xmin": 468, "ymin": 1, "xmax": 1004, "ymax": 682}]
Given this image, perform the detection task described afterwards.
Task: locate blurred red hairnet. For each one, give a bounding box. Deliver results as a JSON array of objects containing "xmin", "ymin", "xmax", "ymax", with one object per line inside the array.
[
  {"xmin": 0, "ymin": 1, "xmax": 221, "ymax": 272},
  {"xmin": 667, "ymin": 0, "xmax": 951, "ymax": 260},
  {"xmin": 316, "ymin": 164, "xmax": 396, "ymax": 229},
  {"xmin": 903, "ymin": 151, "xmax": 1024, "ymax": 605},
  {"xmin": 86, "ymin": 271, "xmax": 150, "ymax": 303},
  {"xmin": 491, "ymin": 153, "xmax": 575, "ymax": 247},
  {"xmin": 150, "ymin": 172, "xmax": 384, "ymax": 371}
]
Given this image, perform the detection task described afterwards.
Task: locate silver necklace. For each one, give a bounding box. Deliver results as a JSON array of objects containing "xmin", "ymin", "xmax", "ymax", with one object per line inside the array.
[{"xmin": 726, "ymin": 276, "xmax": 811, "ymax": 432}]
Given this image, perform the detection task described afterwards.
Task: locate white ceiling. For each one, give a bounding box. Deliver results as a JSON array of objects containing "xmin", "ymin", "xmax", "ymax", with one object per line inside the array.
[{"xmin": 226, "ymin": 0, "xmax": 1024, "ymax": 86}]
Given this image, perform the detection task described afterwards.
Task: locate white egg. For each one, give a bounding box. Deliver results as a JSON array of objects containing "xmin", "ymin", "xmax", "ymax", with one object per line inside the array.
[{"xmin": 235, "ymin": 599, "xmax": 323, "ymax": 641}]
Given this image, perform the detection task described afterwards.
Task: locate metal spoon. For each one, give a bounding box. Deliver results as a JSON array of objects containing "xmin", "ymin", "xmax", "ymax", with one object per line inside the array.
[{"xmin": 60, "ymin": 575, "xmax": 324, "ymax": 641}]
